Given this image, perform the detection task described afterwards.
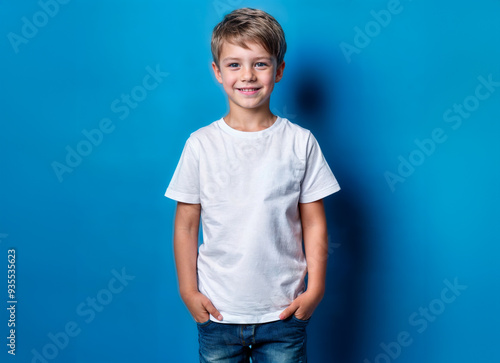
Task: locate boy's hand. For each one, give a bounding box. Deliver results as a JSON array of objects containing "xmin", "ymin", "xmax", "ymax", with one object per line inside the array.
[
  {"xmin": 181, "ymin": 290, "xmax": 223, "ymax": 323},
  {"xmin": 278, "ymin": 289, "xmax": 324, "ymax": 321}
]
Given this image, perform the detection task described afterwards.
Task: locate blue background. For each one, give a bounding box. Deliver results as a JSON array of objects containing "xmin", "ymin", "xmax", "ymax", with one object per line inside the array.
[{"xmin": 1, "ymin": 0, "xmax": 499, "ymax": 362}]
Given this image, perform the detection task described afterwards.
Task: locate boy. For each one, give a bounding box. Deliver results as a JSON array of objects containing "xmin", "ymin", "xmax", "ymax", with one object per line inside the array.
[{"xmin": 165, "ymin": 8, "xmax": 340, "ymax": 362}]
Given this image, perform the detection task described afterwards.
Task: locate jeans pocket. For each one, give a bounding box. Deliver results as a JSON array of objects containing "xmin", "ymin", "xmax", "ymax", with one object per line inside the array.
[
  {"xmin": 291, "ymin": 315, "xmax": 310, "ymax": 324},
  {"xmin": 196, "ymin": 318, "xmax": 212, "ymax": 328}
]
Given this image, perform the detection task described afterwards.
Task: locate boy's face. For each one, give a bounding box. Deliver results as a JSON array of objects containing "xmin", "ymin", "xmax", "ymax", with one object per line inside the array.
[{"xmin": 212, "ymin": 41, "xmax": 285, "ymax": 114}]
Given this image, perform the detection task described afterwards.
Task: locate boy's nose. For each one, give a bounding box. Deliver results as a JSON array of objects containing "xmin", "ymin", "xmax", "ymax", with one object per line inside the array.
[{"xmin": 240, "ymin": 67, "xmax": 257, "ymax": 82}]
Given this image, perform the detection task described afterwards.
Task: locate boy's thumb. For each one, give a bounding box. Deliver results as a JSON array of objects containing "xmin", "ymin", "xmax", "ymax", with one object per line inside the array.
[
  {"xmin": 204, "ymin": 299, "xmax": 223, "ymax": 321},
  {"xmin": 279, "ymin": 303, "xmax": 296, "ymax": 320}
]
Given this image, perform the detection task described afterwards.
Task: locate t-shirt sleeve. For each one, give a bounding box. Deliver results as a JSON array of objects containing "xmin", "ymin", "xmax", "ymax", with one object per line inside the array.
[
  {"xmin": 299, "ymin": 132, "xmax": 340, "ymax": 203},
  {"xmin": 165, "ymin": 138, "xmax": 200, "ymax": 204}
]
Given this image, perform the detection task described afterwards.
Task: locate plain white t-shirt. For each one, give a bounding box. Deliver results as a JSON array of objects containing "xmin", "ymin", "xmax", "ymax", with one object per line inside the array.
[{"xmin": 165, "ymin": 116, "xmax": 340, "ymax": 324}]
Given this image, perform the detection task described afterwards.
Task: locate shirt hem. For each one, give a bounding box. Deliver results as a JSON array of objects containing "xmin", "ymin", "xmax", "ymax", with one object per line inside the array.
[
  {"xmin": 164, "ymin": 189, "xmax": 200, "ymax": 204},
  {"xmin": 209, "ymin": 311, "xmax": 283, "ymax": 324},
  {"xmin": 299, "ymin": 183, "xmax": 341, "ymax": 204}
]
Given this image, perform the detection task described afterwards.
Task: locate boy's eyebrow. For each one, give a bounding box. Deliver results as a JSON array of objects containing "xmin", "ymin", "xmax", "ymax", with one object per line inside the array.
[{"xmin": 221, "ymin": 56, "xmax": 273, "ymax": 63}]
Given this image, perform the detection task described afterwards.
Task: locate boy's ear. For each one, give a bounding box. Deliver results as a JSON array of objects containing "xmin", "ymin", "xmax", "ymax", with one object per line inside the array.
[
  {"xmin": 275, "ymin": 61, "xmax": 285, "ymax": 83},
  {"xmin": 212, "ymin": 62, "xmax": 223, "ymax": 84}
]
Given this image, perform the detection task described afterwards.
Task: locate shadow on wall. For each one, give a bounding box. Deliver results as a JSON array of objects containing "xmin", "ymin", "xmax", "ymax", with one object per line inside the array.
[{"xmin": 290, "ymin": 49, "xmax": 371, "ymax": 362}]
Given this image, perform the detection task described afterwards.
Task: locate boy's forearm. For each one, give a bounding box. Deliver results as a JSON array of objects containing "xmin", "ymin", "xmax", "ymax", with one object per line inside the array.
[
  {"xmin": 300, "ymin": 200, "xmax": 329, "ymax": 298},
  {"xmin": 174, "ymin": 230, "xmax": 199, "ymax": 297},
  {"xmin": 173, "ymin": 202, "xmax": 201, "ymax": 298},
  {"xmin": 303, "ymin": 230, "xmax": 328, "ymax": 297}
]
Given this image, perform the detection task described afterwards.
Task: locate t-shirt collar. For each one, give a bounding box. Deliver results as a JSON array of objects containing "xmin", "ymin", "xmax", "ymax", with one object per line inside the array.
[{"xmin": 217, "ymin": 116, "xmax": 284, "ymax": 139}]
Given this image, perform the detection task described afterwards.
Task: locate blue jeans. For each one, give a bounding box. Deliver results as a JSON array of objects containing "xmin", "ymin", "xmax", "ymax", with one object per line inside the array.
[{"xmin": 197, "ymin": 316, "xmax": 309, "ymax": 362}]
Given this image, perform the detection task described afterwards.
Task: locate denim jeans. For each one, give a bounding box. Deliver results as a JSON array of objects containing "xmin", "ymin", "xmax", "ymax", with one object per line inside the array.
[{"xmin": 197, "ymin": 316, "xmax": 309, "ymax": 362}]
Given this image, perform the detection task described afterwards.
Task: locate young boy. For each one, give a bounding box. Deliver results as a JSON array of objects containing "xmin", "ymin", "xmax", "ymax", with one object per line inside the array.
[{"xmin": 165, "ymin": 8, "xmax": 340, "ymax": 362}]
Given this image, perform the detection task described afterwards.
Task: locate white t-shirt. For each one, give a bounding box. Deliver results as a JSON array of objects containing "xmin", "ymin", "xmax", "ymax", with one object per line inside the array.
[{"xmin": 165, "ymin": 116, "xmax": 340, "ymax": 324}]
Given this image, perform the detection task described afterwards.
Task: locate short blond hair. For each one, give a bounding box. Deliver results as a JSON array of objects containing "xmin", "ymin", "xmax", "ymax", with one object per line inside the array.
[{"xmin": 211, "ymin": 8, "xmax": 287, "ymax": 68}]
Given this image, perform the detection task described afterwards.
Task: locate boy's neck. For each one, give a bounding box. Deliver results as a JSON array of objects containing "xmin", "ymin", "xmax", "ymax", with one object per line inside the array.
[{"xmin": 224, "ymin": 107, "xmax": 277, "ymax": 132}]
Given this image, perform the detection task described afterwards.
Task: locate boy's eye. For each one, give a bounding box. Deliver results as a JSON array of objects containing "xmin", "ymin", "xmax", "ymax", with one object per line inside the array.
[
  {"xmin": 228, "ymin": 63, "xmax": 240, "ymax": 68},
  {"xmin": 255, "ymin": 62, "xmax": 268, "ymax": 67}
]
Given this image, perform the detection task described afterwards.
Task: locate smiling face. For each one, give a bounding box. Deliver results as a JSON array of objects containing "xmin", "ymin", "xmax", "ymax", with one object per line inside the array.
[{"xmin": 212, "ymin": 41, "xmax": 285, "ymax": 114}]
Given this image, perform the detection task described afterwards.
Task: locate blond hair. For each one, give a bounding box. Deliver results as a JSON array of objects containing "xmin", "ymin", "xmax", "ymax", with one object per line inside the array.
[{"xmin": 211, "ymin": 8, "xmax": 287, "ymax": 68}]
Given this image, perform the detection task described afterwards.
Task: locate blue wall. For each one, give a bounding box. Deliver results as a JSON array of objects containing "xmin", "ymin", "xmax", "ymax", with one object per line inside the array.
[{"xmin": 1, "ymin": 1, "xmax": 499, "ymax": 362}]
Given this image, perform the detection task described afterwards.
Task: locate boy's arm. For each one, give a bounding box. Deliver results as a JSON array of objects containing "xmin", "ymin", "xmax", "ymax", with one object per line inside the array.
[
  {"xmin": 174, "ymin": 202, "xmax": 223, "ymax": 322},
  {"xmin": 279, "ymin": 199, "xmax": 329, "ymax": 320}
]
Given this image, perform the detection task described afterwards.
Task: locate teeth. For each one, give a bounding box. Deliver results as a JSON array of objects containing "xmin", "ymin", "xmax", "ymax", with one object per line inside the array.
[{"xmin": 240, "ymin": 88, "xmax": 258, "ymax": 91}]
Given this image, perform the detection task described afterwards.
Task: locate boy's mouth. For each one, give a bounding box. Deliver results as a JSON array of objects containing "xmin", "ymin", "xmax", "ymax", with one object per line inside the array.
[{"xmin": 237, "ymin": 87, "xmax": 261, "ymax": 95}]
